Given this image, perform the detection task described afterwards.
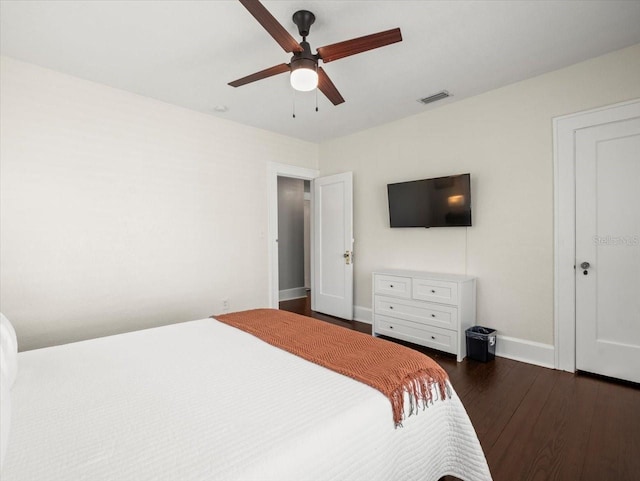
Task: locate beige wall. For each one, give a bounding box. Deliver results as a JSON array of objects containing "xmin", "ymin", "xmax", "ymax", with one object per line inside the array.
[
  {"xmin": 2, "ymin": 43, "xmax": 639, "ymax": 352},
  {"xmin": 319, "ymin": 44, "xmax": 640, "ymax": 345},
  {"xmin": 0, "ymin": 56, "xmax": 318, "ymax": 351}
]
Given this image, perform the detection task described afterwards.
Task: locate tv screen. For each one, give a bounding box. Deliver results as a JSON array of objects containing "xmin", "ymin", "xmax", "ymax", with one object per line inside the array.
[{"xmin": 387, "ymin": 173, "xmax": 472, "ymax": 227}]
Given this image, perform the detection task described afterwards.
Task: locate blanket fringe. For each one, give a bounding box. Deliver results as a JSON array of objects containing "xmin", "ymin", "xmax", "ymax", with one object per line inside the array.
[{"xmin": 392, "ymin": 370, "xmax": 450, "ymax": 428}]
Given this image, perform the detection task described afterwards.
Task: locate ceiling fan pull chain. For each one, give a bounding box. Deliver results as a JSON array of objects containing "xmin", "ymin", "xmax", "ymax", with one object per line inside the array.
[
  {"xmin": 292, "ymin": 89, "xmax": 296, "ymax": 118},
  {"xmin": 315, "ymin": 65, "xmax": 319, "ymax": 112}
]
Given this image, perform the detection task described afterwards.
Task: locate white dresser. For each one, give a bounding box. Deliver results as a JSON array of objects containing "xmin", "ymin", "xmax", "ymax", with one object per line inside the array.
[{"xmin": 372, "ymin": 270, "xmax": 476, "ymax": 362}]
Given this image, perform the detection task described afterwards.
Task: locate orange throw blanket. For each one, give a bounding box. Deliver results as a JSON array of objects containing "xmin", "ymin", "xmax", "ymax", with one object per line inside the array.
[{"xmin": 216, "ymin": 309, "xmax": 450, "ymax": 427}]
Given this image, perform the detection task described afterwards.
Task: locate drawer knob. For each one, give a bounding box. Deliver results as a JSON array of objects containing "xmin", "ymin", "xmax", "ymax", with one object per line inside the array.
[
  {"xmin": 390, "ymin": 284, "xmax": 394, "ymax": 288},
  {"xmin": 389, "ymin": 306, "xmax": 394, "ymax": 309},
  {"xmin": 431, "ymin": 314, "xmax": 435, "ymax": 317},
  {"xmin": 431, "ymin": 289, "xmax": 436, "ymax": 293},
  {"xmin": 431, "ymin": 336, "xmax": 436, "ymax": 340},
  {"xmin": 389, "ymin": 325, "xmax": 394, "ymax": 329}
]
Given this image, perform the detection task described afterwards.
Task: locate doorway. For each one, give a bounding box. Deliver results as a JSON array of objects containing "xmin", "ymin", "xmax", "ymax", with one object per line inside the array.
[
  {"xmin": 276, "ymin": 176, "xmax": 311, "ymax": 302},
  {"xmin": 267, "ymin": 163, "xmax": 319, "ymax": 309},
  {"xmin": 267, "ymin": 163, "xmax": 354, "ymax": 321},
  {"xmin": 554, "ymin": 99, "xmax": 640, "ymax": 382}
]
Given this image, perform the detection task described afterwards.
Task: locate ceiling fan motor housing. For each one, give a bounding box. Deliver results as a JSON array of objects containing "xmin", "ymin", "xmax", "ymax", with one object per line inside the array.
[{"xmin": 291, "ymin": 41, "xmax": 317, "ymax": 71}]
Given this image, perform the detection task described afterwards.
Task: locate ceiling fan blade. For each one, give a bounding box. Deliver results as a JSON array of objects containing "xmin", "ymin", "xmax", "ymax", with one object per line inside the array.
[
  {"xmin": 317, "ymin": 67, "xmax": 345, "ymax": 105},
  {"xmin": 238, "ymin": 0, "xmax": 303, "ymax": 53},
  {"xmin": 228, "ymin": 63, "xmax": 290, "ymax": 87},
  {"xmin": 317, "ymin": 28, "xmax": 402, "ymax": 63}
]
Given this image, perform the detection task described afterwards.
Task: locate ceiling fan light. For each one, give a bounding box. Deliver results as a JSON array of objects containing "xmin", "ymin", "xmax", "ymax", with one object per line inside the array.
[{"xmin": 290, "ymin": 66, "xmax": 318, "ymax": 92}]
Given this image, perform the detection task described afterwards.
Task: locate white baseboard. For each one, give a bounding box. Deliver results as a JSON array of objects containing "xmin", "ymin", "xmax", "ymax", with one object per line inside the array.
[
  {"xmin": 353, "ymin": 305, "xmax": 372, "ymax": 324},
  {"xmin": 354, "ymin": 305, "xmax": 554, "ymax": 369},
  {"xmin": 495, "ymin": 335, "xmax": 555, "ymax": 369},
  {"xmin": 279, "ymin": 287, "xmax": 308, "ymax": 302}
]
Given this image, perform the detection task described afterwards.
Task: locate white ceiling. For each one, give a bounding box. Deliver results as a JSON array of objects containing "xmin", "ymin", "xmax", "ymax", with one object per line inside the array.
[{"xmin": 2, "ymin": 0, "xmax": 640, "ymax": 143}]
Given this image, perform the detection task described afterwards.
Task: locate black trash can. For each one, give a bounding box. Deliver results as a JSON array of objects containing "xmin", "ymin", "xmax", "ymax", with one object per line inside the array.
[{"xmin": 465, "ymin": 326, "xmax": 496, "ymax": 362}]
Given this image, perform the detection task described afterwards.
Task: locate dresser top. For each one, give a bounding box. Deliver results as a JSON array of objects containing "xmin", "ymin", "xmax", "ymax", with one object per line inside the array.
[{"xmin": 372, "ymin": 269, "xmax": 476, "ymax": 282}]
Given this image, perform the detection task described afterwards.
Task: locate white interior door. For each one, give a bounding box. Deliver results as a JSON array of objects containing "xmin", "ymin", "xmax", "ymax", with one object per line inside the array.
[
  {"xmin": 575, "ymin": 116, "xmax": 640, "ymax": 383},
  {"xmin": 312, "ymin": 172, "xmax": 353, "ymax": 319}
]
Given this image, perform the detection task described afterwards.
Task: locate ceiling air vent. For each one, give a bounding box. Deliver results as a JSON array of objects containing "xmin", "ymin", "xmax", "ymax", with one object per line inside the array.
[{"xmin": 418, "ymin": 90, "xmax": 451, "ymax": 105}]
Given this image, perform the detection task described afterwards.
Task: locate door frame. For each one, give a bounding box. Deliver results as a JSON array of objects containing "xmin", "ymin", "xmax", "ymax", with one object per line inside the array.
[
  {"xmin": 553, "ymin": 98, "xmax": 640, "ymax": 372},
  {"xmin": 267, "ymin": 162, "xmax": 319, "ymax": 308}
]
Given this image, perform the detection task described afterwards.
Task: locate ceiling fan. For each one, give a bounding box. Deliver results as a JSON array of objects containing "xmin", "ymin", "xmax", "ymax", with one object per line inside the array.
[{"xmin": 228, "ymin": 0, "xmax": 402, "ymax": 106}]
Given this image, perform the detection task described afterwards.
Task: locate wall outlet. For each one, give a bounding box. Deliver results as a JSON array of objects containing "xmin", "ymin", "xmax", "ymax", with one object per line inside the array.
[{"xmin": 222, "ymin": 298, "xmax": 229, "ymax": 311}]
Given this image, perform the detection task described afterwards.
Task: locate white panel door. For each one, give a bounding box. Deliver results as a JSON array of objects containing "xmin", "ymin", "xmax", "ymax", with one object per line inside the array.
[
  {"xmin": 575, "ymin": 116, "xmax": 640, "ymax": 383},
  {"xmin": 312, "ymin": 172, "xmax": 353, "ymax": 319}
]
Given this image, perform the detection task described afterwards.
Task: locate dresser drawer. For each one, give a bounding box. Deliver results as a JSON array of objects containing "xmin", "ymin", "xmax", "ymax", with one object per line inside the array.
[
  {"xmin": 375, "ymin": 315, "xmax": 457, "ymax": 354},
  {"xmin": 374, "ymin": 296, "xmax": 459, "ymax": 330},
  {"xmin": 412, "ymin": 278, "xmax": 459, "ymax": 305},
  {"xmin": 374, "ymin": 274, "xmax": 411, "ymax": 299}
]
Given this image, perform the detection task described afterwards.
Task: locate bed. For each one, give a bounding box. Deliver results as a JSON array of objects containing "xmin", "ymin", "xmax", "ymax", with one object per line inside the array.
[{"xmin": 1, "ymin": 311, "xmax": 491, "ymax": 481}]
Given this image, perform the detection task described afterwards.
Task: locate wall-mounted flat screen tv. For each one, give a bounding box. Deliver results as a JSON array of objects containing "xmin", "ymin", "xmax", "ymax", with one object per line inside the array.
[{"xmin": 387, "ymin": 173, "xmax": 472, "ymax": 227}]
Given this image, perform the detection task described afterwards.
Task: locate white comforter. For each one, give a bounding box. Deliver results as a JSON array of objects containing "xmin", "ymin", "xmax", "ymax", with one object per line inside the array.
[{"xmin": 3, "ymin": 318, "xmax": 491, "ymax": 480}]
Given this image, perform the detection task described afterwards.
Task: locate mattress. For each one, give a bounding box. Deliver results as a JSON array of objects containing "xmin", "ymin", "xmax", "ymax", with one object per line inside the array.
[{"xmin": 3, "ymin": 318, "xmax": 491, "ymax": 481}]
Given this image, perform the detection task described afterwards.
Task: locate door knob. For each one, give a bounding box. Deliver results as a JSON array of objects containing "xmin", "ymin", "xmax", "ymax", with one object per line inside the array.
[
  {"xmin": 580, "ymin": 261, "xmax": 590, "ymax": 269},
  {"xmin": 343, "ymin": 251, "xmax": 352, "ymax": 265}
]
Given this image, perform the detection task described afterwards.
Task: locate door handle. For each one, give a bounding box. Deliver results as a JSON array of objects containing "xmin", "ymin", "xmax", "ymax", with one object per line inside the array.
[
  {"xmin": 343, "ymin": 251, "xmax": 352, "ymax": 265},
  {"xmin": 580, "ymin": 261, "xmax": 590, "ymax": 275}
]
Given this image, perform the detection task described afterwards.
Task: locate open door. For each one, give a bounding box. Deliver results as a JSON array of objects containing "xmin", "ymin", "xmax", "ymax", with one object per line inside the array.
[{"xmin": 312, "ymin": 172, "xmax": 354, "ymax": 319}]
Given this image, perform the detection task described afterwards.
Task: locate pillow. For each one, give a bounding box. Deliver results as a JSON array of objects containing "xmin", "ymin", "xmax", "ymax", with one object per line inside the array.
[
  {"xmin": 0, "ymin": 313, "xmax": 18, "ymax": 388},
  {"xmin": 0, "ymin": 370, "xmax": 11, "ymax": 472}
]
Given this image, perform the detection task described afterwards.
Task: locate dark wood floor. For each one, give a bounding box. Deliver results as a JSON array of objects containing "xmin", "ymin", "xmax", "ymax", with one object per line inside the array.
[{"xmin": 280, "ymin": 294, "xmax": 640, "ymax": 481}]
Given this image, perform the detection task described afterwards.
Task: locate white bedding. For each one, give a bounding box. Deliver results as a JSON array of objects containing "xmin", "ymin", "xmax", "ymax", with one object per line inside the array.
[{"xmin": 3, "ymin": 318, "xmax": 491, "ymax": 481}]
